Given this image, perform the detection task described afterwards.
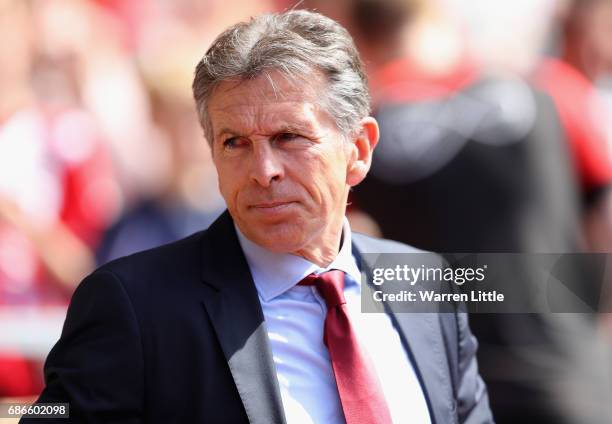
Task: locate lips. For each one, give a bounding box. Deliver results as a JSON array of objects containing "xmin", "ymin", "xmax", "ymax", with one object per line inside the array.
[
  {"xmin": 249, "ymin": 200, "xmax": 297, "ymax": 213},
  {"xmin": 251, "ymin": 201, "xmax": 294, "ymax": 209}
]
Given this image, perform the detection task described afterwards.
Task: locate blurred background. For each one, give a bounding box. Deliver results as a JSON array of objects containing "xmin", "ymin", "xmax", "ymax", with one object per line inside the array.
[{"xmin": 0, "ymin": 0, "xmax": 611, "ymax": 422}]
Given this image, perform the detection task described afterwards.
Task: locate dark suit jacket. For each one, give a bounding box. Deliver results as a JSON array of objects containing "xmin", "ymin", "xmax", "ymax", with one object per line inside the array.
[{"xmin": 22, "ymin": 211, "xmax": 493, "ymax": 423}]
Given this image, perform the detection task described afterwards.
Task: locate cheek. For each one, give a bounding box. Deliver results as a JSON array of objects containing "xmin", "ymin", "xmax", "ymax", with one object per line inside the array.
[
  {"xmin": 217, "ymin": 179, "xmax": 230, "ymax": 202},
  {"xmin": 304, "ymin": 156, "xmax": 348, "ymax": 205},
  {"xmin": 215, "ymin": 165, "xmax": 240, "ymax": 207}
]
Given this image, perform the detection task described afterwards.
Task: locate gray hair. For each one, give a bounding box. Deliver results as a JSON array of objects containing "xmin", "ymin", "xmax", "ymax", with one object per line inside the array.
[{"xmin": 192, "ymin": 10, "xmax": 370, "ymax": 144}]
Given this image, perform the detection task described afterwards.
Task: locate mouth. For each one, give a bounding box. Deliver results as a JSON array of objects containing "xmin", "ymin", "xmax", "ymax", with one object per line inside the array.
[{"xmin": 249, "ymin": 201, "xmax": 297, "ymax": 213}]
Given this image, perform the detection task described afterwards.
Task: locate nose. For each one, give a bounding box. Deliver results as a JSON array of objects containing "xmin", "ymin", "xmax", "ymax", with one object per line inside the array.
[{"xmin": 249, "ymin": 141, "xmax": 284, "ymax": 187}]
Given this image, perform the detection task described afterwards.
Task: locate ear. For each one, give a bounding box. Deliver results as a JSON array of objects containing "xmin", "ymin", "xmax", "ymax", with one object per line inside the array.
[{"xmin": 346, "ymin": 117, "xmax": 379, "ymax": 187}]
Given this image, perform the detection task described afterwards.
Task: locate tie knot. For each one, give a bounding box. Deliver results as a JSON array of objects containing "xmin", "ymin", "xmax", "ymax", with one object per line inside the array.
[{"xmin": 299, "ymin": 270, "xmax": 346, "ymax": 308}]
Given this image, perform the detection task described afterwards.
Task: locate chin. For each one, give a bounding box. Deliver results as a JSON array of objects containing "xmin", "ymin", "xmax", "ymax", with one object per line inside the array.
[{"xmin": 248, "ymin": 222, "xmax": 308, "ymax": 254}]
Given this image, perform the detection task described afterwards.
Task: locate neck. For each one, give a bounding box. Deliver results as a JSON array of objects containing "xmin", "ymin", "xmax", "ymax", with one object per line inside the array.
[{"xmin": 294, "ymin": 215, "xmax": 344, "ymax": 268}]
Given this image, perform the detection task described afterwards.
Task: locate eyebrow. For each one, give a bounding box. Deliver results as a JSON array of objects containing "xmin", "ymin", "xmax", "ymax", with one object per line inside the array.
[
  {"xmin": 215, "ymin": 121, "xmax": 317, "ymax": 140},
  {"xmin": 216, "ymin": 128, "xmax": 239, "ymax": 139}
]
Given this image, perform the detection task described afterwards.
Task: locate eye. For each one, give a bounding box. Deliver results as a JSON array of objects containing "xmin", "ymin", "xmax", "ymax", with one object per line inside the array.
[
  {"xmin": 222, "ymin": 136, "xmax": 248, "ymax": 150},
  {"xmin": 273, "ymin": 132, "xmax": 302, "ymax": 143}
]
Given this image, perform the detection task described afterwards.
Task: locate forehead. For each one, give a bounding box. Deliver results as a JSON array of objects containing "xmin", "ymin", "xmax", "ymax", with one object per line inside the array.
[{"xmin": 207, "ymin": 71, "xmax": 332, "ymax": 136}]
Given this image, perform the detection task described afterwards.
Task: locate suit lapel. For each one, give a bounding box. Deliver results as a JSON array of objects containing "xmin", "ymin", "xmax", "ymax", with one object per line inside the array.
[
  {"xmin": 352, "ymin": 237, "xmax": 453, "ymax": 424},
  {"xmin": 199, "ymin": 211, "xmax": 286, "ymax": 424}
]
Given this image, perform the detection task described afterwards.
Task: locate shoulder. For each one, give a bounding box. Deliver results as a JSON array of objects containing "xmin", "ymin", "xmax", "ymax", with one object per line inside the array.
[
  {"xmin": 352, "ymin": 232, "xmax": 458, "ymax": 328},
  {"xmin": 85, "ymin": 210, "xmax": 236, "ymax": 302},
  {"xmin": 351, "ymin": 232, "xmax": 444, "ymax": 269},
  {"xmin": 98, "ymin": 230, "xmax": 204, "ymax": 280},
  {"xmin": 87, "ymin": 229, "xmax": 208, "ymax": 305},
  {"xmin": 351, "ymin": 232, "xmax": 430, "ymax": 255}
]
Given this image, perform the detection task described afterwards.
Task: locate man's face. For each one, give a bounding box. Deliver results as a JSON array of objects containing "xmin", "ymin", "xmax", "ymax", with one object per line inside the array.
[{"xmin": 207, "ymin": 71, "xmax": 370, "ymax": 261}]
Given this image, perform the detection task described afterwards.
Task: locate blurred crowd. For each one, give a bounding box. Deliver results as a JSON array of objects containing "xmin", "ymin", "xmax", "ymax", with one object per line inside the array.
[{"xmin": 0, "ymin": 0, "xmax": 611, "ymax": 422}]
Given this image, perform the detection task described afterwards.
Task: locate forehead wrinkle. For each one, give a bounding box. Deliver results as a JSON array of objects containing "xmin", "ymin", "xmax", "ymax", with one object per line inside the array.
[
  {"xmin": 212, "ymin": 69, "xmax": 324, "ymax": 109},
  {"xmin": 213, "ymin": 100, "xmax": 323, "ymax": 138}
]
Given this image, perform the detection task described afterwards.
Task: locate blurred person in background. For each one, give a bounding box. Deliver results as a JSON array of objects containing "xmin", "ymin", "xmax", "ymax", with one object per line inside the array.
[
  {"xmin": 0, "ymin": 0, "xmax": 119, "ymax": 398},
  {"xmin": 533, "ymin": 0, "xmax": 612, "ymax": 253},
  {"xmin": 299, "ymin": 0, "xmax": 612, "ymax": 422}
]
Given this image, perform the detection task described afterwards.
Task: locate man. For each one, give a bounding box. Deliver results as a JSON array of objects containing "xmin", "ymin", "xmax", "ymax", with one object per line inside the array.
[{"xmin": 23, "ymin": 10, "xmax": 492, "ymax": 424}]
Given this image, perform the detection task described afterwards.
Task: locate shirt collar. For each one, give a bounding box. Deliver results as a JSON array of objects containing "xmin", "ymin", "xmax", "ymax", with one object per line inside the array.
[{"xmin": 235, "ymin": 217, "xmax": 361, "ymax": 301}]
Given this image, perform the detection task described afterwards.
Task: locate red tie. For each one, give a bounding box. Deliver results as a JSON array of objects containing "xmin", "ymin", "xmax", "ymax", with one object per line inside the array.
[{"xmin": 299, "ymin": 270, "xmax": 393, "ymax": 424}]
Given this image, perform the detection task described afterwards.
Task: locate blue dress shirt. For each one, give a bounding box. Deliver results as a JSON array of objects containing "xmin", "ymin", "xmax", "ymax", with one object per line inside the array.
[{"xmin": 235, "ymin": 219, "xmax": 431, "ymax": 424}]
